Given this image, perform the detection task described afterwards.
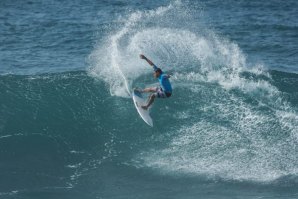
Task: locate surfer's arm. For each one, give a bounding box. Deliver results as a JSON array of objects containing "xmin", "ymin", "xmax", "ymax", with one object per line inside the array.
[
  {"xmin": 140, "ymin": 54, "xmax": 154, "ymax": 66},
  {"xmin": 161, "ymin": 74, "xmax": 171, "ymax": 79},
  {"xmin": 165, "ymin": 74, "xmax": 171, "ymax": 78}
]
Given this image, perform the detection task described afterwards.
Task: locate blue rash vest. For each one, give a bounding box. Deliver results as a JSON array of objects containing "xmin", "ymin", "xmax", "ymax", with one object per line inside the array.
[{"xmin": 153, "ymin": 65, "xmax": 172, "ymax": 93}]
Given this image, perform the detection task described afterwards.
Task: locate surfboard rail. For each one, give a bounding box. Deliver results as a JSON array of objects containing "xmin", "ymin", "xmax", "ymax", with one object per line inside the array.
[{"xmin": 132, "ymin": 89, "xmax": 153, "ymax": 127}]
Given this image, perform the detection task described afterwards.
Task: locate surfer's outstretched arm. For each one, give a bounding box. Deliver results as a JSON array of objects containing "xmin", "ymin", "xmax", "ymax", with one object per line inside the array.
[{"xmin": 140, "ymin": 54, "xmax": 154, "ymax": 66}]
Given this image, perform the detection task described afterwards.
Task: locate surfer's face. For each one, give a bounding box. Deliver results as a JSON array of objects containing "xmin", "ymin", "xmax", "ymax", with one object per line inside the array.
[{"xmin": 154, "ymin": 71, "xmax": 160, "ymax": 78}]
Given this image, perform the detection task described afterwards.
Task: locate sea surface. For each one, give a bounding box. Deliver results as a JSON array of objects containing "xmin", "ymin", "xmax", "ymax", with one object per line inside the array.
[{"xmin": 0, "ymin": 0, "xmax": 298, "ymax": 198}]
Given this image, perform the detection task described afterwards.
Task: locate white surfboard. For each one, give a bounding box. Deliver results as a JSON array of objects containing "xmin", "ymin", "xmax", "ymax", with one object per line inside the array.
[{"xmin": 132, "ymin": 89, "xmax": 153, "ymax": 127}]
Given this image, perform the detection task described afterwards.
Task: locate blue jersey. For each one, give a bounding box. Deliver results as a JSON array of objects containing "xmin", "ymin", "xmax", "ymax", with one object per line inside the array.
[{"xmin": 153, "ymin": 65, "xmax": 172, "ymax": 93}]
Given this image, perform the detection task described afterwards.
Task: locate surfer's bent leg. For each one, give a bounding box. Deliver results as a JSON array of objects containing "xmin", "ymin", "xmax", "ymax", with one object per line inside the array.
[
  {"xmin": 142, "ymin": 94, "xmax": 156, "ymax": 110},
  {"xmin": 142, "ymin": 87, "xmax": 157, "ymax": 93}
]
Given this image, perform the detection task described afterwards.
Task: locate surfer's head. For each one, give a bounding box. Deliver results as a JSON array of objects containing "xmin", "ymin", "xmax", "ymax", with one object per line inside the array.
[{"xmin": 154, "ymin": 68, "xmax": 162, "ymax": 78}]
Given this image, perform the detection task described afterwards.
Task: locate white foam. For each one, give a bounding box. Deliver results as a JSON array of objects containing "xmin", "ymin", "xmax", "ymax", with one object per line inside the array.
[
  {"xmin": 139, "ymin": 107, "xmax": 298, "ymax": 182},
  {"xmin": 88, "ymin": 2, "xmax": 179, "ymax": 97},
  {"xmin": 87, "ymin": 0, "xmax": 298, "ymax": 182}
]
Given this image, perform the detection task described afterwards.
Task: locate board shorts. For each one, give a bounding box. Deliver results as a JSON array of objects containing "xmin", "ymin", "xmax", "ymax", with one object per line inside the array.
[{"xmin": 153, "ymin": 87, "xmax": 172, "ymax": 98}]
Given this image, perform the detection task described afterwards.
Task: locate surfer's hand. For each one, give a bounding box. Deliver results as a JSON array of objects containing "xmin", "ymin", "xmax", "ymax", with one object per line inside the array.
[{"xmin": 140, "ymin": 54, "xmax": 146, "ymax": 59}]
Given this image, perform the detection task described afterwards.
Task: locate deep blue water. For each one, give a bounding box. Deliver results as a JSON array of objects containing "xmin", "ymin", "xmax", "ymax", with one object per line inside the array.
[{"xmin": 0, "ymin": 0, "xmax": 298, "ymax": 198}]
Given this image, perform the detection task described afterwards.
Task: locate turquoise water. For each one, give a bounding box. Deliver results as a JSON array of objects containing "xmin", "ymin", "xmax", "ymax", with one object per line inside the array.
[{"xmin": 1, "ymin": 0, "xmax": 298, "ymax": 198}]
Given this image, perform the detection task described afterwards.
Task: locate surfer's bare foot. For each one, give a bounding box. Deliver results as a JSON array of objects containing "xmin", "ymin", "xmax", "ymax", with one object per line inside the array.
[{"xmin": 141, "ymin": 105, "xmax": 148, "ymax": 110}]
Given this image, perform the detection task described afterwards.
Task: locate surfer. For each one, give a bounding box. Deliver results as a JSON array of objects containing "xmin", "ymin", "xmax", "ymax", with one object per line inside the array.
[{"xmin": 138, "ymin": 54, "xmax": 172, "ymax": 110}]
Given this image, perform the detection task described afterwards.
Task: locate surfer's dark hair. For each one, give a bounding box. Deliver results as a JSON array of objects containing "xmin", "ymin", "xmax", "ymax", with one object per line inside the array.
[{"xmin": 155, "ymin": 68, "xmax": 162, "ymax": 74}]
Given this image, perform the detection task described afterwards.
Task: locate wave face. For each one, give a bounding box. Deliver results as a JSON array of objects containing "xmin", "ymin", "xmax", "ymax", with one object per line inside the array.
[
  {"xmin": 88, "ymin": 0, "xmax": 298, "ymax": 182},
  {"xmin": 1, "ymin": 0, "xmax": 298, "ymax": 198}
]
